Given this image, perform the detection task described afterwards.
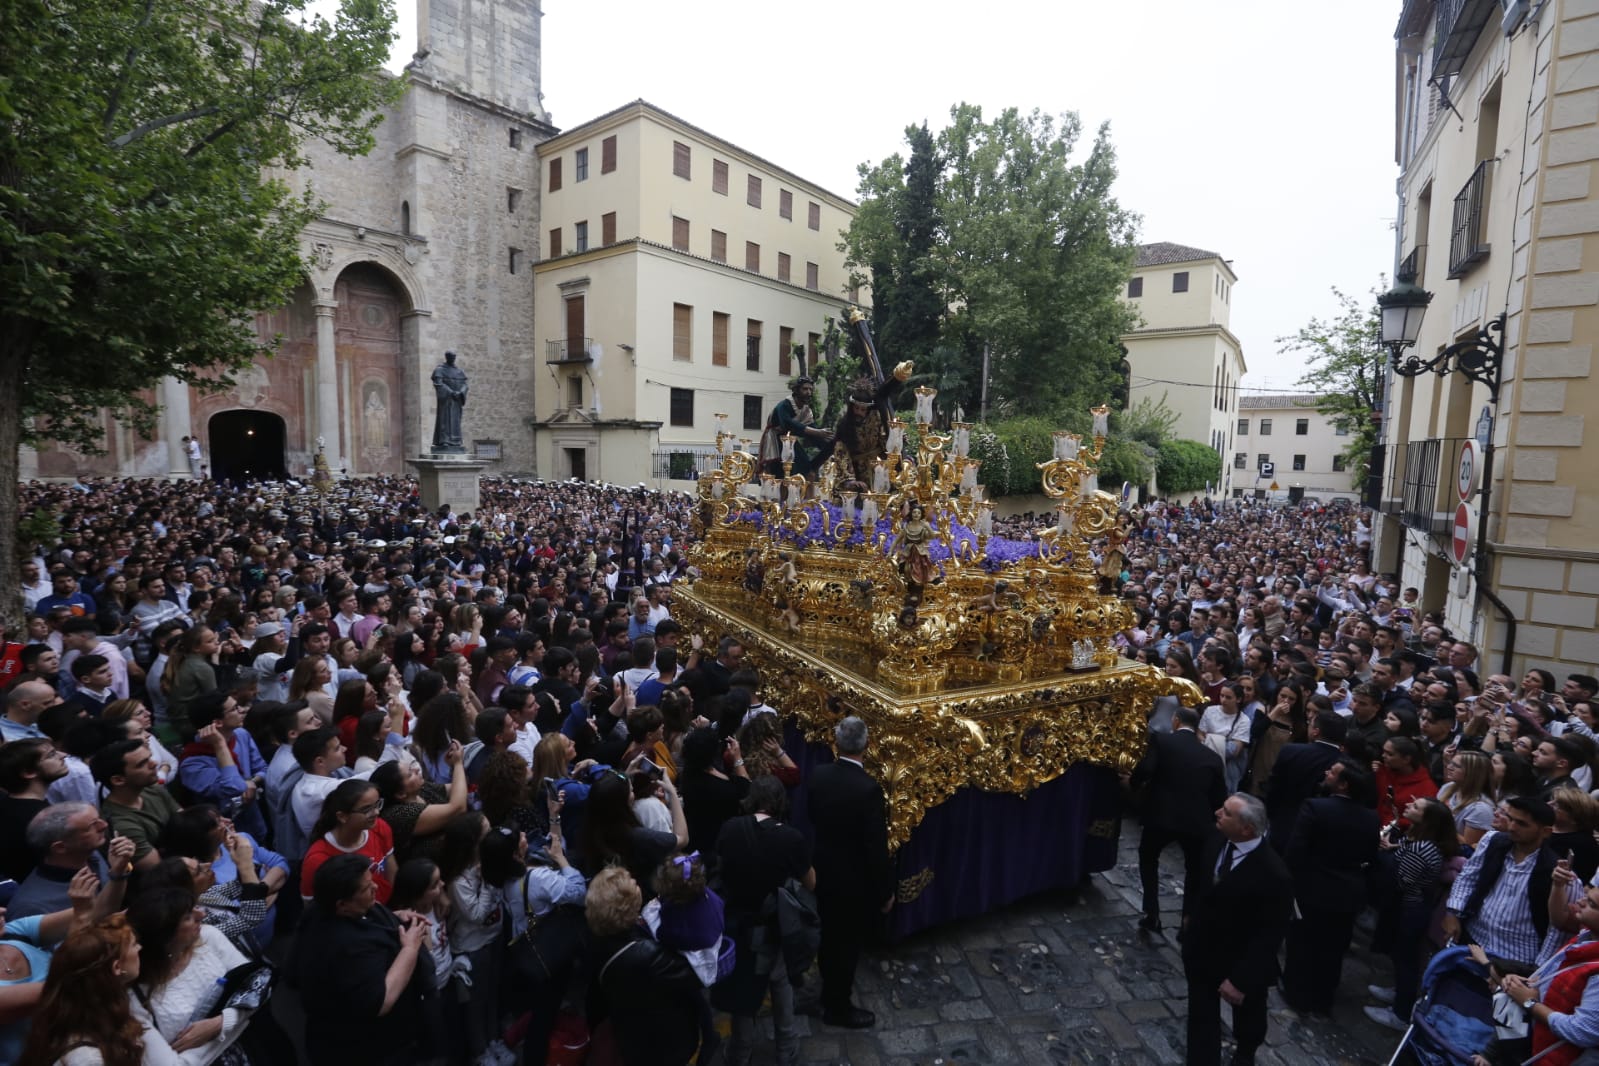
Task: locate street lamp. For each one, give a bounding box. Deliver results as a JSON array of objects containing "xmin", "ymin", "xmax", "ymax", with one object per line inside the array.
[{"xmin": 1377, "ymin": 269, "xmax": 1506, "ymax": 403}]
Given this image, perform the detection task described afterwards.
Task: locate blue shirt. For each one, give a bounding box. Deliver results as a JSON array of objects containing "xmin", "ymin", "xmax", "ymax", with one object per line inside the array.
[{"xmin": 0, "ymin": 914, "xmax": 56, "ymax": 1064}]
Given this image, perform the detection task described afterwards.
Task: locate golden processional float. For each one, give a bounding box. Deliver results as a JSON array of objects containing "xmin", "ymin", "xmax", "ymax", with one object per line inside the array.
[{"xmin": 671, "ymin": 349, "xmax": 1201, "ymax": 933}]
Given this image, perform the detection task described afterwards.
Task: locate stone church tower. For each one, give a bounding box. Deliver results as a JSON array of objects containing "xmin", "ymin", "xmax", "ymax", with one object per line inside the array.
[{"xmin": 27, "ymin": 0, "xmax": 555, "ymax": 481}]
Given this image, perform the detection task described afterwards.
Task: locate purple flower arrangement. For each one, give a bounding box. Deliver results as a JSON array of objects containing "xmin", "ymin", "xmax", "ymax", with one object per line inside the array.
[{"xmin": 734, "ymin": 502, "xmax": 1041, "ymax": 572}]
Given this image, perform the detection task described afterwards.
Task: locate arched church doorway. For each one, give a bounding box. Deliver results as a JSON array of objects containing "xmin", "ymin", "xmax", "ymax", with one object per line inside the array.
[{"xmin": 208, "ymin": 410, "xmax": 288, "ymax": 483}]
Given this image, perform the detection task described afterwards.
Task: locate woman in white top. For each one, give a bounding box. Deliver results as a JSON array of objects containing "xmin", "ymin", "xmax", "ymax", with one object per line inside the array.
[
  {"xmin": 248, "ymin": 622, "xmax": 292, "ymax": 704},
  {"xmin": 1436, "ymin": 748, "xmax": 1496, "ymax": 847},
  {"xmin": 125, "ymin": 887, "xmax": 256, "ymax": 1064},
  {"xmin": 1198, "ymin": 681, "xmax": 1252, "ymax": 793}
]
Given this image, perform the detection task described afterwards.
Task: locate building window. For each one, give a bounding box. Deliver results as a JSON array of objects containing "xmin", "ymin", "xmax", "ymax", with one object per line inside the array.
[
  {"xmin": 1237, "ymin": 418, "xmax": 1249, "ymax": 435},
  {"xmin": 743, "ymin": 395, "xmax": 762, "ymax": 431},
  {"xmin": 807, "ymin": 332, "xmax": 820, "ymax": 371},
  {"xmin": 1292, "ymin": 454, "xmax": 1306, "ymax": 471},
  {"xmin": 567, "ymin": 375, "xmax": 582, "ymax": 408},
  {"xmin": 746, "ymin": 319, "xmax": 762, "ymax": 372},
  {"xmin": 508, "ymin": 247, "xmax": 522, "ymax": 274},
  {"xmin": 670, "ymin": 387, "xmax": 694, "ymax": 426},
  {"xmin": 548, "ymin": 227, "xmax": 561, "ymax": 257},
  {"xmin": 777, "ymin": 252, "xmax": 791, "ymax": 283},
  {"xmin": 747, "ymin": 175, "xmax": 762, "ymax": 208},
  {"xmin": 712, "ymin": 159, "xmax": 728, "ymax": 195},
  {"xmin": 1258, "ymin": 418, "xmax": 1272, "ymax": 436},
  {"xmin": 779, "ymin": 326, "xmax": 793, "ymax": 375},
  {"xmin": 548, "ymin": 157, "xmax": 562, "ymax": 191},
  {"xmin": 1333, "ymin": 455, "xmax": 1348, "ymax": 472},
  {"xmin": 672, "ymin": 216, "xmax": 689, "ymax": 252},
  {"xmin": 401, "ymin": 201, "xmax": 411, "ymax": 234},
  {"xmin": 805, "ymin": 262, "xmax": 819, "ymax": 290},
  {"xmin": 574, "ymin": 221, "xmax": 588, "ymax": 253},
  {"xmin": 673, "ymin": 141, "xmax": 691, "ymax": 180},
  {"xmin": 711, "ymin": 230, "xmax": 727, "ymax": 263},
  {"xmin": 807, "ymin": 201, "xmax": 820, "ymax": 230},
  {"xmin": 1257, "ymin": 453, "xmax": 1271, "ymax": 469},
  {"xmin": 712, "ymin": 312, "xmax": 729, "ymax": 367},
  {"xmin": 601, "ymin": 212, "xmax": 616, "ymax": 246},
  {"xmin": 506, "ymin": 188, "xmax": 521, "ymax": 213},
  {"xmin": 601, "ymin": 135, "xmax": 617, "ymax": 174},
  {"xmin": 1127, "ymin": 276, "xmax": 1143, "ymax": 298},
  {"xmin": 509, "ymin": 127, "xmax": 523, "ymax": 149},
  {"xmin": 672, "ymin": 303, "xmax": 692, "ymax": 362},
  {"xmin": 574, "ymin": 147, "xmax": 589, "ymax": 182},
  {"xmin": 1234, "ymin": 452, "xmax": 1246, "ymax": 469},
  {"xmin": 1335, "ymin": 422, "xmax": 1350, "ymax": 437},
  {"xmin": 1172, "ymin": 271, "xmax": 1189, "ymax": 292},
  {"xmin": 1295, "ymin": 418, "xmax": 1309, "ymax": 435},
  {"xmin": 745, "ymin": 241, "xmax": 760, "ymax": 274},
  {"xmin": 779, "ymin": 189, "xmax": 793, "ymax": 220}
]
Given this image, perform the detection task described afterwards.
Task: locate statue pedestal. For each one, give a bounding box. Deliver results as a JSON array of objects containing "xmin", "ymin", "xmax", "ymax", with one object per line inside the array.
[{"xmin": 408, "ymin": 455, "xmax": 487, "ymax": 515}]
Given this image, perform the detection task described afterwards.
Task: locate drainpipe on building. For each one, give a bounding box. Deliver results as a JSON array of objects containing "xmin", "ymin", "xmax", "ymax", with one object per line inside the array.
[{"xmin": 1474, "ymin": 427, "xmax": 1517, "ymax": 676}]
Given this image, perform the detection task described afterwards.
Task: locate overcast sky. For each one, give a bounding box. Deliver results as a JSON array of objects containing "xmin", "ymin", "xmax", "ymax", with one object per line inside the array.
[{"xmin": 367, "ymin": 0, "xmax": 1399, "ymax": 394}]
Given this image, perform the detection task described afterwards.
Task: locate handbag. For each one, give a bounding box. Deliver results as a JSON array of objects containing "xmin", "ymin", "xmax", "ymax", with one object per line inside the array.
[
  {"xmin": 214, "ymin": 958, "xmax": 277, "ymax": 1015},
  {"xmin": 511, "ymin": 874, "xmax": 587, "ymax": 985}
]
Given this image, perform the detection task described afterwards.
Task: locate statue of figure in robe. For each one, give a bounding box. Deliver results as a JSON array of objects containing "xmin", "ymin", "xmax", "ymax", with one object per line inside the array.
[{"xmin": 431, "ymin": 350, "xmax": 468, "ymax": 453}]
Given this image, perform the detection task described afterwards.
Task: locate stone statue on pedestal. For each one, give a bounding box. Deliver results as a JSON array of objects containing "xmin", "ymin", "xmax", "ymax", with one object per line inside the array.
[{"xmin": 431, "ymin": 350, "xmax": 468, "ymax": 453}]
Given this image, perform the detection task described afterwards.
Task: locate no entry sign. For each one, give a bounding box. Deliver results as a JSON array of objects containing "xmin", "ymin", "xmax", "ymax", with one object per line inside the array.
[{"xmin": 1452, "ymin": 502, "xmax": 1471, "ymax": 565}]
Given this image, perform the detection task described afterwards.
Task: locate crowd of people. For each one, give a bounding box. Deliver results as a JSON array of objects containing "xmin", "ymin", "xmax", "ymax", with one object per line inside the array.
[
  {"xmin": 0, "ymin": 474, "xmax": 899, "ymax": 1066},
  {"xmin": 4, "ymin": 469, "xmax": 1596, "ymax": 1066}
]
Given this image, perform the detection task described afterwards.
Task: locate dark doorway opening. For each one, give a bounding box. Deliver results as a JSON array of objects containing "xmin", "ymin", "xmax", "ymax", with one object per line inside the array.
[
  {"xmin": 209, "ymin": 410, "xmax": 288, "ymax": 483},
  {"xmin": 564, "ymin": 447, "xmax": 587, "ymax": 481}
]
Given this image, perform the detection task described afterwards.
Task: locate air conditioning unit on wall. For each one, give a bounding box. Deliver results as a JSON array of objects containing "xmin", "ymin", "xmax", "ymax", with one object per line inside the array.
[{"xmin": 1502, "ymin": 0, "xmax": 1530, "ymax": 36}]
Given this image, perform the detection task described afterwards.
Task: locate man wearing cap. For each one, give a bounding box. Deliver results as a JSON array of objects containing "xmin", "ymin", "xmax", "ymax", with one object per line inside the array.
[
  {"xmin": 830, "ymin": 361, "xmax": 913, "ymax": 490},
  {"xmin": 759, "ymin": 376, "xmax": 832, "ymax": 479}
]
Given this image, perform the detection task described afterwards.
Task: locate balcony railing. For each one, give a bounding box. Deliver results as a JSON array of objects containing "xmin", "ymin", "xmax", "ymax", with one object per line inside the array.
[
  {"xmin": 546, "ymin": 338, "xmax": 594, "ymax": 365},
  {"xmin": 1433, "ymin": 0, "xmax": 1498, "ymax": 82},
  {"xmin": 1448, "ymin": 160, "xmax": 1492, "ymax": 279},
  {"xmin": 1398, "ymin": 244, "xmax": 1427, "ymax": 286},
  {"xmin": 1375, "ymin": 436, "xmax": 1471, "ymax": 534},
  {"xmin": 1400, "ymin": 438, "xmax": 1442, "ymax": 532},
  {"xmin": 651, "ymin": 447, "xmax": 720, "ymax": 481}
]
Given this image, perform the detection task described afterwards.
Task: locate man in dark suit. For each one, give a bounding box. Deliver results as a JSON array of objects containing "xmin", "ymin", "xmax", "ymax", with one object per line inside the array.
[
  {"xmin": 1182, "ymin": 793, "xmax": 1294, "ymax": 1066},
  {"xmin": 1128, "ymin": 704, "xmax": 1227, "ymax": 935},
  {"xmin": 807, "ymin": 716, "xmax": 893, "ymax": 1029},
  {"xmin": 1280, "ymin": 757, "xmax": 1380, "ymax": 1012},
  {"xmin": 1262, "ymin": 711, "xmax": 1346, "ymax": 850}
]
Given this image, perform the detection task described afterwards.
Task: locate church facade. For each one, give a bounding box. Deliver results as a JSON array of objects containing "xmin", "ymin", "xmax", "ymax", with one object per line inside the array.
[{"xmin": 25, "ymin": 0, "xmax": 555, "ymax": 482}]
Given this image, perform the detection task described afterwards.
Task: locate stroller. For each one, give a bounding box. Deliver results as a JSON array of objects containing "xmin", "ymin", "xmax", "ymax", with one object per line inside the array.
[{"xmin": 1387, "ymin": 945, "xmax": 1496, "ymax": 1066}]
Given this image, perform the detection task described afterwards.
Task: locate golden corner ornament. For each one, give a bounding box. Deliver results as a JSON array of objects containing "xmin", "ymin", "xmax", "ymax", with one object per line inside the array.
[{"xmin": 673, "ymin": 376, "xmax": 1200, "ymax": 851}]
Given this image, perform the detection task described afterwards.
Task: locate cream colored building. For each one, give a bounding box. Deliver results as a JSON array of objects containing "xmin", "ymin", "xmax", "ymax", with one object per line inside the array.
[
  {"xmin": 1120, "ymin": 242, "xmax": 1247, "ymax": 495},
  {"xmin": 1376, "ymin": 0, "xmax": 1599, "ymax": 677},
  {"xmin": 1233, "ymin": 394, "xmax": 1361, "ymax": 503},
  {"xmin": 531, "ymin": 101, "xmax": 858, "ymax": 486}
]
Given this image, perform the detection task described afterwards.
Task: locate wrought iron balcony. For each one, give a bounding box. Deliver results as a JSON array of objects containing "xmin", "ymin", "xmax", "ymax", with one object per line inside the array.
[
  {"xmin": 1448, "ymin": 160, "xmax": 1492, "ymax": 279},
  {"xmin": 545, "ymin": 338, "xmax": 594, "ymax": 365},
  {"xmin": 1374, "ymin": 436, "xmax": 1471, "ymax": 533},
  {"xmin": 1432, "ymin": 0, "xmax": 1499, "ymax": 82},
  {"xmin": 1398, "ymin": 245, "xmax": 1427, "ymax": 288}
]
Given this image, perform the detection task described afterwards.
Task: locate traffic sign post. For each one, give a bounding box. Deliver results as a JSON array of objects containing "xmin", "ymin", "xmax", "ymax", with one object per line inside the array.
[
  {"xmin": 1258, "ymin": 461, "xmax": 1275, "ymax": 479},
  {"xmin": 1457, "ymin": 440, "xmax": 1477, "ymax": 502},
  {"xmin": 1452, "ymin": 502, "xmax": 1472, "ymax": 566}
]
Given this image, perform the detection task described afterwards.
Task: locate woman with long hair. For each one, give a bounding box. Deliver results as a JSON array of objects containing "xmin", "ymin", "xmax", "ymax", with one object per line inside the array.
[
  {"xmin": 353, "ymin": 709, "xmax": 394, "ymax": 774},
  {"xmin": 581, "ymin": 770, "xmax": 686, "ymax": 893},
  {"xmin": 1248, "ymin": 683, "xmax": 1307, "ymax": 796},
  {"xmin": 1366, "ymin": 797, "xmax": 1458, "ymax": 1031},
  {"xmin": 386, "ymin": 858, "xmax": 457, "ymax": 1064},
  {"xmin": 1199, "ymin": 681, "xmax": 1252, "ymax": 793},
  {"xmin": 100, "ymin": 698, "xmax": 179, "ymax": 784},
  {"xmin": 369, "ymin": 661, "xmax": 411, "ymax": 736},
  {"xmin": 477, "ymin": 747, "xmax": 544, "ymax": 838},
  {"xmin": 332, "ymin": 678, "xmax": 377, "ymax": 768},
  {"xmin": 1437, "ymin": 750, "xmax": 1496, "ymax": 848},
  {"xmin": 441, "ymin": 812, "xmax": 514, "ymax": 1066},
  {"xmin": 394, "ymin": 627, "xmax": 432, "ymax": 688},
  {"xmin": 162, "ymin": 625, "xmax": 219, "ymax": 743},
  {"xmin": 300, "ymin": 778, "xmax": 397, "ymax": 904},
  {"xmin": 93, "ymin": 573, "xmax": 133, "ymax": 637},
  {"xmin": 288, "ymin": 655, "xmax": 335, "ymax": 725},
  {"xmin": 125, "ymin": 887, "xmax": 256, "ymax": 1063},
  {"xmin": 1493, "ymin": 749, "xmax": 1540, "ymax": 800},
  {"xmin": 17, "ymin": 916, "xmax": 145, "ymax": 1066},
  {"xmin": 411, "ymin": 691, "xmax": 475, "ymax": 785},
  {"xmin": 735, "ymin": 712, "xmax": 800, "ymax": 786},
  {"xmin": 370, "ymin": 743, "xmax": 468, "ymax": 864}
]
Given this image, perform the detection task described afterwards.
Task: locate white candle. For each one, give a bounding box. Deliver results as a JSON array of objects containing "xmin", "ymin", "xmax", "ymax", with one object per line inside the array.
[
  {"xmin": 781, "ymin": 433, "xmax": 795, "ymax": 465},
  {"xmin": 977, "ymin": 506, "xmax": 994, "ymax": 536},
  {"xmin": 872, "ymin": 459, "xmax": 889, "ymax": 495},
  {"xmin": 1057, "ymin": 505, "xmax": 1075, "ymax": 534},
  {"xmin": 861, "ymin": 496, "xmax": 878, "ymax": 529},
  {"xmin": 887, "ymin": 422, "xmax": 905, "ymax": 455},
  {"xmin": 1054, "ymin": 431, "xmax": 1080, "ymax": 462},
  {"xmin": 711, "ymin": 479, "xmax": 724, "ymax": 500},
  {"xmin": 1092, "ymin": 405, "xmax": 1110, "ymax": 438},
  {"xmin": 715, "ymin": 413, "xmax": 728, "ymax": 437},
  {"xmin": 1082, "ymin": 473, "xmax": 1099, "ymax": 498},
  {"xmin": 914, "ymin": 387, "xmax": 937, "ymax": 426},
  {"xmin": 840, "ymin": 491, "xmax": 857, "ymax": 516},
  {"xmin": 953, "ymin": 423, "xmax": 971, "ymax": 459}
]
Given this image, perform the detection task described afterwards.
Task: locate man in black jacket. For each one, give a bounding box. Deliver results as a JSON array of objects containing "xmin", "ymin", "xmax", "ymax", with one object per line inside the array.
[
  {"xmin": 1128, "ymin": 704, "xmax": 1227, "ymax": 935},
  {"xmin": 1183, "ymin": 793, "xmax": 1294, "ymax": 1066},
  {"xmin": 1280, "ymin": 757, "xmax": 1380, "ymax": 1012},
  {"xmin": 807, "ymin": 716, "xmax": 893, "ymax": 1029},
  {"xmin": 1263, "ymin": 712, "xmax": 1348, "ymax": 849}
]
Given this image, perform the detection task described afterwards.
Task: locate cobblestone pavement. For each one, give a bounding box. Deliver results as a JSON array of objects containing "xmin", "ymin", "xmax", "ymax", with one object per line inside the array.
[{"xmin": 771, "ymin": 819, "xmax": 1402, "ymax": 1065}]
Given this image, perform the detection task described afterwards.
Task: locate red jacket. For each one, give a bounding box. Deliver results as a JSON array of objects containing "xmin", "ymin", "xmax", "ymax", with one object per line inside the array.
[
  {"xmin": 1376, "ymin": 763, "xmax": 1438, "ymax": 826},
  {"xmin": 1535, "ymin": 935, "xmax": 1599, "ymax": 1066}
]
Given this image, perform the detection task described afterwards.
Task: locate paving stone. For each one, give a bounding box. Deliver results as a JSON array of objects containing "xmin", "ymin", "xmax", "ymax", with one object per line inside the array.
[
  {"xmin": 875, "ymin": 1027, "xmax": 932, "ymax": 1056},
  {"xmin": 937, "ymin": 999, "xmax": 994, "ymax": 1022}
]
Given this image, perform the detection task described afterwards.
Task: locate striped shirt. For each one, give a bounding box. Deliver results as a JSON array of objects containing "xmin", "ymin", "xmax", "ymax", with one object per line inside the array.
[{"xmin": 1448, "ymin": 831, "xmax": 1581, "ymax": 966}]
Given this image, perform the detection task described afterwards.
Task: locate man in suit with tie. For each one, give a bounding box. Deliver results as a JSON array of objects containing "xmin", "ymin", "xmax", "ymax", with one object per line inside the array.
[
  {"xmin": 1182, "ymin": 792, "xmax": 1293, "ymax": 1066},
  {"xmin": 1129, "ymin": 704, "xmax": 1227, "ymax": 934},
  {"xmin": 807, "ymin": 716, "xmax": 894, "ymax": 1029},
  {"xmin": 1262, "ymin": 711, "xmax": 1347, "ymax": 849},
  {"xmin": 1280, "ymin": 756, "xmax": 1380, "ymax": 1012}
]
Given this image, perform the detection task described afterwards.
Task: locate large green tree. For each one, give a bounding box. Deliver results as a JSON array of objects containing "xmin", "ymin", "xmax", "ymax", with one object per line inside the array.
[
  {"xmin": 844, "ymin": 103, "xmax": 1140, "ymax": 420},
  {"xmin": 0, "ymin": 0, "xmax": 402, "ymax": 621},
  {"xmin": 1280, "ymin": 286, "xmax": 1386, "ymax": 489}
]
